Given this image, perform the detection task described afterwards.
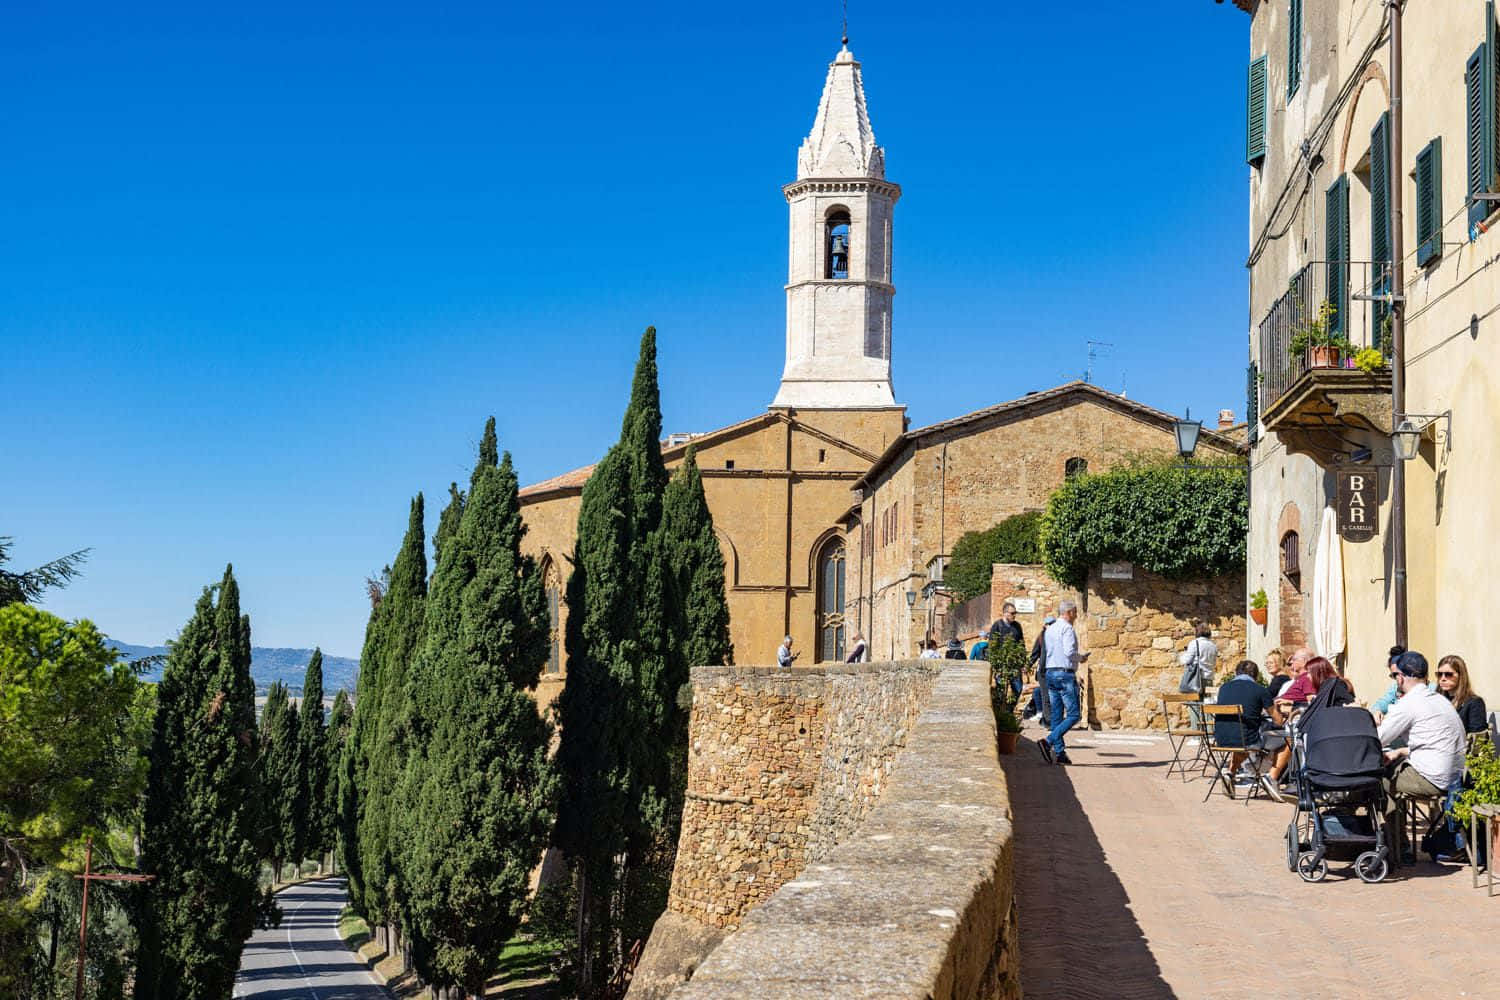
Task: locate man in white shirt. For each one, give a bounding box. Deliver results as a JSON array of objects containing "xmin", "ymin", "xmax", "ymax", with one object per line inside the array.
[
  {"xmin": 1039, "ymin": 600, "xmax": 1089, "ymax": 765},
  {"xmin": 1377, "ymin": 651, "xmax": 1466, "ymax": 856},
  {"xmin": 777, "ymin": 635, "xmax": 797, "ymax": 667}
]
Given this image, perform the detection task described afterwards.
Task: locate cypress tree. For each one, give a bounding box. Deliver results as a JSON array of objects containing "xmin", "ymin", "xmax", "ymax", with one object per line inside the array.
[
  {"xmin": 298, "ymin": 648, "xmax": 330, "ymax": 867},
  {"xmin": 554, "ymin": 327, "xmax": 674, "ymax": 987},
  {"xmin": 660, "ymin": 445, "xmax": 733, "ymax": 673},
  {"xmin": 136, "ymin": 565, "xmax": 265, "ymax": 1000},
  {"xmin": 656, "ymin": 446, "xmax": 733, "ymax": 845},
  {"xmin": 354, "ymin": 495, "xmax": 427, "ymax": 933},
  {"xmin": 341, "ymin": 565, "xmax": 388, "ymax": 915},
  {"xmin": 326, "ymin": 687, "xmax": 352, "ymax": 868},
  {"xmin": 260, "ymin": 681, "xmax": 303, "ymax": 881},
  {"xmin": 399, "ymin": 419, "xmax": 556, "ymax": 996}
]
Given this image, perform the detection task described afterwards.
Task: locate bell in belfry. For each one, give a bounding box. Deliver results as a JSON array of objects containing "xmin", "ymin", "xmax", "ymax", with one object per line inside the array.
[{"xmin": 830, "ymin": 232, "xmax": 849, "ymax": 276}]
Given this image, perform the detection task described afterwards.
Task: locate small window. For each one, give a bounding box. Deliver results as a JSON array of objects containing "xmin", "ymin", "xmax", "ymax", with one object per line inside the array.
[
  {"xmin": 825, "ymin": 209, "xmax": 851, "ymax": 279},
  {"xmin": 1281, "ymin": 531, "xmax": 1301, "ymax": 583},
  {"xmin": 1065, "ymin": 457, "xmax": 1088, "ymax": 480},
  {"xmin": 818, "ymin": 448, "xmax": 826, "ymax": 463},
  {"xmin": 724, "ymin": 459, "xmax": 734, "ymax": 470}
]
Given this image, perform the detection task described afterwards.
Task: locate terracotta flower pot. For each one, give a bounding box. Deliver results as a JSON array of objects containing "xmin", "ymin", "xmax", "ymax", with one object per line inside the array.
[
  {"xmin": 1250, "ymin": 607, "xmax": 1268, "ymax": 626},
  {"xmin": 1310, "ymin": 346, "xmax": 1341, "ymax": 368},
  {"xmin": 997, "ymin": 731, "xmax": 1020, "ymax": 755}
]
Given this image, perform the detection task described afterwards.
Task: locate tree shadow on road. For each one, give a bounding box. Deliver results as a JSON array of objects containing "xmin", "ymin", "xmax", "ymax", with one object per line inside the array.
[{"xmin": 1003, "ymin": 736, "xmax": 1174, "ymax": 999}]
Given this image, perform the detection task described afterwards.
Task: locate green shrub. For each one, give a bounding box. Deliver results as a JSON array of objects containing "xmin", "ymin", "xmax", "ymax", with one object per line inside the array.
[
  {"xmin": 987, "ymin": 636, "xmax": 1028, "ymax": 714},
  {"xmin": 1040, "ymin": 458, "xmax": 1248, "ymax": 590},
  {"xmin": 946, "ymin": 512, "xmax": 1043, "ymax": 603},
  {"xmin": 991, "ymin": 696, "xmax": 1022, "ymax": 735},
  {"xmin": 1452, "ymin": 735, "xmax": 1500, "ymax": 826}
]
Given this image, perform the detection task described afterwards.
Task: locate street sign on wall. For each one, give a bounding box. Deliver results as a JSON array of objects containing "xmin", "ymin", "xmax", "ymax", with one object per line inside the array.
[{"xmin": 1336, "ymin": 469, "xmax": 1378, "ymax": 541}]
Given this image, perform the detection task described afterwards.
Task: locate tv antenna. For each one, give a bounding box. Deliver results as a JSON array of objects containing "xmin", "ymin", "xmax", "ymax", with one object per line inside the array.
[
  {"xmin": 841, "ymin": 0, "xmax": 849, "ymax": 45},
  {"xmin": 1085, "ymin": 340, "xmax": 1114, "ymax": 384}
]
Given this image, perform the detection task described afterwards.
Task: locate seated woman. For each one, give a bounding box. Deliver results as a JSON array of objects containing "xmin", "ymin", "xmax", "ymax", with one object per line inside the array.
[
  {"xmin": 1266, "ymin": 657, "xmax": 1352, "ymax": 790},
  {"xmin": 1435, "ymin": 654, "xmax": 1488, "ymax": 734}
]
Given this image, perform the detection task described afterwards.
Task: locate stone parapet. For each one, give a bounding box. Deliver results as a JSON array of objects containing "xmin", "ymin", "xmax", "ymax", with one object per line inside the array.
[
  {"xmin": 666, "ymin": 661, "xmax": 1019, "ymax": 1000},
  {"xmin": 665, "ymin": 660, "xmax": 939, "ymax": 929}
]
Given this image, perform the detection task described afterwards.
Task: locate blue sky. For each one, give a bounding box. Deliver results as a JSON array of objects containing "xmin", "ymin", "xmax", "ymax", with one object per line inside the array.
[{"xmin": 4, "ymin": 1, "xmax": 1253, "ymax": 661}]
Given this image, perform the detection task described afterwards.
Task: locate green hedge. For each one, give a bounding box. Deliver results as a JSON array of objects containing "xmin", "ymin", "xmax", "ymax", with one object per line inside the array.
[
  {"xmin": 945, "ymin": 512, "xmax": 1043, "ymax": 604},
  {"xmin": 1040, "ymin": 460, "xmax": 1248, "ymax": 590}
]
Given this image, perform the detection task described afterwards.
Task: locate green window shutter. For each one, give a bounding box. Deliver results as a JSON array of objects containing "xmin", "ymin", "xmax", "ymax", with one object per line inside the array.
[
  {"xmin": 1247, "ymin": 56, "xmax": 1268, "ymax": 164},
  {"xmin": 1468, "ymin": 4, "xmax": 1498, "ymax": 233},
  {"xmin": 1325, "ymin": 175, "xmax": 1349, "ymax": 336},
  {"xmin": 1416, "ymin": 138, "xmax": 1444, "ymax": 267},
  {"xmin": 1247, "ymin": 362, "xmax": 1260, "ymax": 446},
  {"xmin": 1287, "ymin": 0, "xmax": 1303, "ymax": 99},
  {"xmin": 1370, "ymin": 112, "xmax": 1392, "ymax": 338}
]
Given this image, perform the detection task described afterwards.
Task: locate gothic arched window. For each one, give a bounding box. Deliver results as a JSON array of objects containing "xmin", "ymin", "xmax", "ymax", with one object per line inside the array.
[
  {"xmin": 543, "ymin": 559, "xmax": 561, "ymax": 674},
  {"xmin": 816, "ymin": 539, "xmax": 847, "ymax": 662},
  {"xmin": 1065, "ymin": 457, "xmax": 1088, "ymax": 480},
  {"xmin": 825, "ymin": 208, "xmax": 851, "ymax": 279}
]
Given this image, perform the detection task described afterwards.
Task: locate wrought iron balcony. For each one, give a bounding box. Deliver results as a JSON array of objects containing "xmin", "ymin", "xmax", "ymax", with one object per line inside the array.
[{"xmin": 1255, "ymin": 261, "xmax": 1392, "ymax": 465}]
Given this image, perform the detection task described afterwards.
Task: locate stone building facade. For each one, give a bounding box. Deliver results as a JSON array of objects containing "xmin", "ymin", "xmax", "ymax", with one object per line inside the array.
[
  {"xmin": 842, "ymin": 384, "xmax": 1246, "ymax": 661},
  {"xmin": 519, "ymin": 46, "xmax": 1246, "ymax": 697},
  {"xmin": 1234, "ymin": 1, "xmax": 1500, "ymax": 703}
]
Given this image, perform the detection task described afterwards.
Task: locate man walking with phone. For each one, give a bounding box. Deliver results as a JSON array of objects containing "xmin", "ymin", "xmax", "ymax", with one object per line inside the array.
[{"xmin": 1040, "ymin": 600, "xmax": 1088, "ymax": 765}]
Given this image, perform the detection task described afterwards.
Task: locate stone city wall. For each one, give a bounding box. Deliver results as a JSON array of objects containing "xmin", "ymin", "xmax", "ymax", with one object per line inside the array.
[
  {"xmin": 663, "ymin": 661, "xmax": 940, "ymax": 930},
  {"xmin": 1082, "ymin": 565, "xmax": 1246, "ymax": 730},
  {"xmin": 666, "ymin": 661, "xmax": 1020, "ymax": 1000}
]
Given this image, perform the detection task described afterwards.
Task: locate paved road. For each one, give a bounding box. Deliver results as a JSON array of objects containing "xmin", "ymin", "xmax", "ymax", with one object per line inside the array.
[
  {"xmin": 1004, "ymin": 725, "xmax": 1498, "ymax": 999},
  {"xmin": 234, "ymin": 877, "xmax": 389, "ymax": 1000}
]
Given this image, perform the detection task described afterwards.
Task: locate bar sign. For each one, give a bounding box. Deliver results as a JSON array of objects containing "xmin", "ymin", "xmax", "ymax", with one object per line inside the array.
[{"xmin": 1336, "ymin": 469, "xmax": 1378, "ymax": 540}]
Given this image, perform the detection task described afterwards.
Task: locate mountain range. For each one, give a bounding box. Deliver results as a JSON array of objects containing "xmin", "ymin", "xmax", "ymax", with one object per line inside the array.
[{"xmin": 107, "ymin": 640, "xmax": 359, "ymax": 696}]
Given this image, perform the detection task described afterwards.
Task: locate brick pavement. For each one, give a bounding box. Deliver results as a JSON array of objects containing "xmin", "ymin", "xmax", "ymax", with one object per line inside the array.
[{"xmin": 1002, "ymin": 724, "xmax": 1500, "ymax": 999}]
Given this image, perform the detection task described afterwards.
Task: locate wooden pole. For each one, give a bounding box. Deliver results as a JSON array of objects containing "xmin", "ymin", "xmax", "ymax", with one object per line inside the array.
[{"xmin": 73, "ymin": 836, "xmax": 154, "ymax": 1000}]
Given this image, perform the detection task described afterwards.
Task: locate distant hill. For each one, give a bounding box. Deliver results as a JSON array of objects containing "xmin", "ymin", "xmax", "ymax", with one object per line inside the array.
[{"xmin": 107, "ymin": 640, "xmax": 359, "ymax": 696}]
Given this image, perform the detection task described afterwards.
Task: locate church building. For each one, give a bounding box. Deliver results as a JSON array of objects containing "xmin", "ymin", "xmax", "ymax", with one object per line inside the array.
[{"xmin": 519, "ymin": 45, "xmax": 1244, "ymax": 697}]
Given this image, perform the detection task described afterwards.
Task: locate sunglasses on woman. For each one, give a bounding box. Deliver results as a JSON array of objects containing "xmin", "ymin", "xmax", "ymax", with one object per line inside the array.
[{"xmin": 1436, "ymin": 670, "xmax": 1457, "ymax": 678}]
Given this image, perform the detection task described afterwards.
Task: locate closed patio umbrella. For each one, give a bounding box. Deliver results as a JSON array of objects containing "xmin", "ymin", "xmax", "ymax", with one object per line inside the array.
[{"xmin": 1311, "ymin": 505, "xmax": 1346, "ymax": 660}]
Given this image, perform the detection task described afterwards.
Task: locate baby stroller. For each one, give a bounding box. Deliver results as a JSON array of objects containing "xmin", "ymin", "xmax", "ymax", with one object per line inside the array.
[{"xmin": 1285, "ymin": 681, "xmax": 1392, "ymax": 883}]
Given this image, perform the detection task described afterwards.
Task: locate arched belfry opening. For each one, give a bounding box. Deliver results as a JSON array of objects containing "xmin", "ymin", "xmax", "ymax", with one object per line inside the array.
[
  {"xmin": 815, "ymin": 537, "xmax": 847, "ymax": 662},
  {"xmin": 825, "ymin": 207, "xmax": 851, "ymax": 279}
]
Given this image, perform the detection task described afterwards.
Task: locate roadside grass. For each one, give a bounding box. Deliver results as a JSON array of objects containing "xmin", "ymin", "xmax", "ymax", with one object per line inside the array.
[{"xmin": 335, "ymin": 908, "xmax": 562, "ymax": 999}]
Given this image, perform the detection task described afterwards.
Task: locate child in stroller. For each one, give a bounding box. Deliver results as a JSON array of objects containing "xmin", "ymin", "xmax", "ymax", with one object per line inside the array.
[{"xmin": 1285, "ymin": 679, "xmax": 1392, "ymax": 882}]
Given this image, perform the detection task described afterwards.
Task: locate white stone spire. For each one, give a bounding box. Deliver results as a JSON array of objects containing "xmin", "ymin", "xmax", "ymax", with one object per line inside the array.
[
  {"xmin": 797, "ymin": 46, "xmax": 885, "ymax": 180},
  {"xmin": 772, "ymin": 46, "xmax": 900, "ymax": 411}
]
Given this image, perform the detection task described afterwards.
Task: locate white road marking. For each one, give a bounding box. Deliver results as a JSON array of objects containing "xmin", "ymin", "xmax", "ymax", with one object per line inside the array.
[{"xmin": 286, "ymin": 894, "xmax": 322, "ymax": 1000}]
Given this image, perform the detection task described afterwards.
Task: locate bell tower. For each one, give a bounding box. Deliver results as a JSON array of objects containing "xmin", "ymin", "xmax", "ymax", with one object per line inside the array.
[{"xmin": 772, "ymin": 45, "xmax": 900, "ymax": 409}]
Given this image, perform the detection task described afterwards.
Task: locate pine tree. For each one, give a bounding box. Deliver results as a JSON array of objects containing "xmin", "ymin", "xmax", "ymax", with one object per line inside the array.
[
  {"xmin": 554, "ymin": 327, "xmax": 674, "ymax": 988},
  {"xmin": 135, "ymin": 566, "xmax": 266, "ymax": 1000},
  {"xmin": 398, "ymin": 419, "xmax": 557, "ymax": 996},
  {"xmin": 298, "ymin": 648, "xmax": 330, "ymax": 868},
  {"xmin": 260, "ymin": 681, "xmax": 303, "ymax": 881}
]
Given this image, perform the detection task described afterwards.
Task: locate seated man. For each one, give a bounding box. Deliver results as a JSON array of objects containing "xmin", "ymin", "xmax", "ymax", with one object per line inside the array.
[
  {"xmin": 1214, "ymin": 659, "xmax": 1279, "ymax": 798},
  {"xmin": 1377, "ymin": 651, "xmax": 1467, "ymax": 858}
]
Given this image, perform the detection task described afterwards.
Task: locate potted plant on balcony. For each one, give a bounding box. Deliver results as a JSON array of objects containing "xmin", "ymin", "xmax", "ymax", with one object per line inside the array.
[
  {"xmin": 1249, "ymin": 588, "xmax": 1268, "ymax": 627},
  {"xmin": 1289, "ymin": 300, "xmax": 1351, "ymax": 368},
  {"xmin": 1353, "ymin": 347, "xmax": 1386, "ymax": 374}
]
